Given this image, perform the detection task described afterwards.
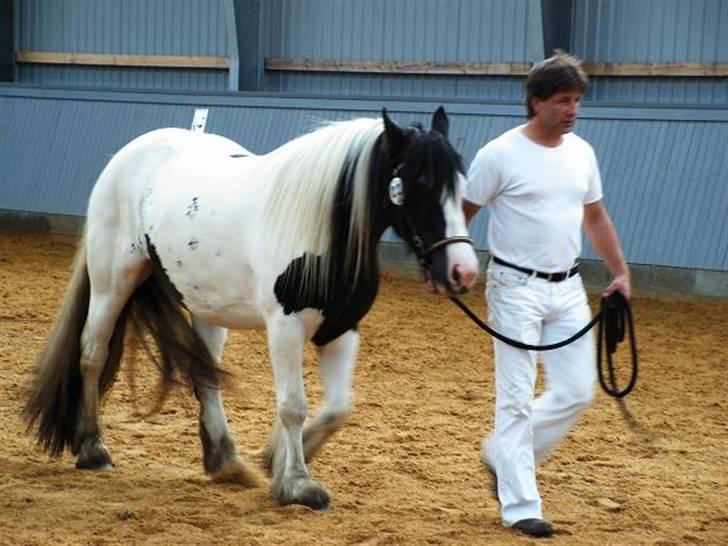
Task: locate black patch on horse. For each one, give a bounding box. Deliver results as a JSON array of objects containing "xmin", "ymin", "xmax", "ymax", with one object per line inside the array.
[
  {"xmin": 274, "ymin": 110, "xmax": 464, "ymax": 346},
  {"xmin": 274, "ymin": 154, "xmax": 382, "ymax": 346}
]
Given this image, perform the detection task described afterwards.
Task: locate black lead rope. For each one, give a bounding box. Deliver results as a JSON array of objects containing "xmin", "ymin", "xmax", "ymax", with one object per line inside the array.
[
  {"xmin": 398, "ymin": 214, "xmax": 638, "ymax": 400},
  {"xmin": 449, "ymin": 291, "xmax": 638, "ymax": 399},
  {"xmin": 596, "ymin": 291, "xmax": 639, "ymax": 398}
]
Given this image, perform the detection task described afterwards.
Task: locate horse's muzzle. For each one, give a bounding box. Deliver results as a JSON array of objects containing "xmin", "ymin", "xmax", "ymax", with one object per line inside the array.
[{"xmin": 426, "ymin": 237, "xmax": 478, "ymax": 295}]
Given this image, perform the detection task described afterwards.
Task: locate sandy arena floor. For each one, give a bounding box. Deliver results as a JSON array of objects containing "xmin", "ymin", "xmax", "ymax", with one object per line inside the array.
[{"xmin": 0, "ymin": 234, "xmax": 726, "ymax": 545}]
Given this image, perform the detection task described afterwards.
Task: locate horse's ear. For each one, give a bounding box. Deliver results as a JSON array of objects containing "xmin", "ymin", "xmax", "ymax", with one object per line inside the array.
[
  {"xmin": 382, "ymin": 108, "xmax": 407, "ymax": 153},
  {"xmin": 431, "ymin": 106, "xmax": 449, "ymax": 137}
]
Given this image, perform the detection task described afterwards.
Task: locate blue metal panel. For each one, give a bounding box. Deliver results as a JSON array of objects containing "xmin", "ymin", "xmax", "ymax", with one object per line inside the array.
[
  {"xmin": 0, "ymin": 95, "xmax": 196, "ymax": 217},
  {"xmin": 15, "ymin": 0, "xmax": 229, "ymax": 91},
  {"xmin": 268, "ymin": 72, "xmax": 528, "ymax": 101},
  {"xmin": 1, "ymin": 87, "xmax": 726, "ymax": 270},
  {"xmin": 16, "ymin": 65, "xmax": 228, "ymax": 91},
  {"xmin": 262, "ymin": 0, "xmax": 541, "ymax": 100},
  {"xmin": 586, "ymin": 77, "xmax": 728, "ymax": 105},
  {"xmin": 267, "ymin": 0, "xmax": 539, "ymax": 62},
  {"xmin": 570, "ymin": 0, "xmax": 728, "ymax": 105},
  {"xmin": 17, "ymin": 0, "xmax": 227, "ymax": 55},
  {"xmin": 577, "ymin": 118, "xmax": 728, "ymax": 270},
  {"xmin": 573, "ymin": 0, "xmax": 728, "ymax": 63}
]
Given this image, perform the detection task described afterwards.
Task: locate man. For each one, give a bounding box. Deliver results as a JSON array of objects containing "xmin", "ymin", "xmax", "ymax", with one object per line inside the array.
[{"xmin": 463, "ymin": 52, "xmax": 630, "ymax": 538}]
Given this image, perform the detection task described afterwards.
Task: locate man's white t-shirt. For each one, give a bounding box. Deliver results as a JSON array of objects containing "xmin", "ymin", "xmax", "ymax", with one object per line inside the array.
[{"xmin": 465, "ymin": 125, "xmax": 603, "ymax": 272}]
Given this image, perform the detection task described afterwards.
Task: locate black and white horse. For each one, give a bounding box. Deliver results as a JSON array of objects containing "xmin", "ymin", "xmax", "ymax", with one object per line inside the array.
[{"xmin": 25, "ymin": 107, "xmax": 478, "ymax": 509}]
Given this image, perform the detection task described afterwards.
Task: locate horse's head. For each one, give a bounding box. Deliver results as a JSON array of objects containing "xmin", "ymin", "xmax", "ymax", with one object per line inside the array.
[{"xmin": 379, "ymin": 107, "xmax": 479, "ymax": 294}]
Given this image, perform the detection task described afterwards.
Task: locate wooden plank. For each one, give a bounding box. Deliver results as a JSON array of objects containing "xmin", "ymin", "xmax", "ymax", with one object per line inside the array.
[
  {"xmin": 583, "ymin": 62, "xmax": 728, "ymax": 77},
  {"xmin": 265, "ymin": 58, "xmax": 532, "ymax": 76},
  {"xmin": 16, "ymin": 51, "xmax": 229, "ymax": 69},
  {"xmin": 266, "ymin": 58, "xmax": 728, "ymax": 77},
  {"xmin": 17, "ymin": 52, "xmax": 725, "ymax": 77}
]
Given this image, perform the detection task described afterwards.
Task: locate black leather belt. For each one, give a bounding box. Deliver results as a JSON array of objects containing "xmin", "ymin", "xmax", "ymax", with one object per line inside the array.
[{"xmin": 492, "ymin": 256, "xmax": 579, "ymax": 282}]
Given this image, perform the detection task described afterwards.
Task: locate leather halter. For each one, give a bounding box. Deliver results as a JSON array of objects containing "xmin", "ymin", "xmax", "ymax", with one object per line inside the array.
[
  {"xmin": 389, "ymin": 163, "xmax": 474, "ymax": 274},
  {"xmin": 410, "ymin": 233, "xmax": 474, "ymax": 272}
]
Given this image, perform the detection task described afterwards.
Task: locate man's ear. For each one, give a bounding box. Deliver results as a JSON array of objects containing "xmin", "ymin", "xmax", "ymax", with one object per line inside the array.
[
  {"xmin": 431, "ymin": 106, "xmax": 449, "ymax": 137},
  {"xmin": 530, "ymin": 97, "xmax": 542, "ymax": 116},
  {"xmin": 382, "ymin": 108, "xmax": 407, "ymax": 153}
]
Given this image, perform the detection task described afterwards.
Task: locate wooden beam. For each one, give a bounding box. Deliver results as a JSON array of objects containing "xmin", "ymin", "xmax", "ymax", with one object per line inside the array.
[
  {"xmin": 583, "ymin": 62, "xmax": 728, "ymax": 77},
  {"xmin": 265, "ymin": 58, "xmax": 533, "ymax": 76},
  {"xmin": 266, "ymin": 58, "xmax": 728, "ymax": 78},
  {"xmin": 17, "ymin": 52, "xmax": 725, "ymax": 77},
  {"xmin": 16, "ymin": 51, "xmax": 229, "ymax": 69}
]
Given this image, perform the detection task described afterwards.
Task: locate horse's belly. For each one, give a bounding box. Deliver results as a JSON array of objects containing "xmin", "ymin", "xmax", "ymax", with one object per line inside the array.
[
  {"xmin": 154, "ymin": 242, "xmax": 266, "ymax": 329},
  {"xmin": 186, "ymin": 300, "xmax": 266, "ymax": 330},
  {"xmin": 139, "ymin": 153, "xmax": 271, "ymax": 328}
]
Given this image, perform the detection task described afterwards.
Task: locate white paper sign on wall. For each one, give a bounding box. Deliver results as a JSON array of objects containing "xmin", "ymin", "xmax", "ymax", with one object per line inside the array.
[{"xmin": 191, "ymin": 108, "xmax": 209, "ymax": 132}]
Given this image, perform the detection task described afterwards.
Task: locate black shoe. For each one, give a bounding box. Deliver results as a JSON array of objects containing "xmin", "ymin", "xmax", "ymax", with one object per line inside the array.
[{"xmin": 512, "ymin": 518, "xmax": 554, "ymax": 538}]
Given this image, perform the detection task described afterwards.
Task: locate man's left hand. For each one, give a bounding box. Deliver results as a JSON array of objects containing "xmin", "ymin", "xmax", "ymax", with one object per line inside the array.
[{"xmin": 604, "ymin": 274, "xmax": 631, "ymax": 300}]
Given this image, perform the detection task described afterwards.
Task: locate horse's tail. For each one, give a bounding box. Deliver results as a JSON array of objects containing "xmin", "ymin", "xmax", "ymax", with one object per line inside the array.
[
  {"xmin": 24, "ymin": 233, "xmax": 225, "ymax": 457},
  {"xmin": 128, "ymin": 241, "xmax": 226, "ymax": 413},
  {"xmin": 23, "ymin": 234, "xmax": 131, "ymax": 456}
]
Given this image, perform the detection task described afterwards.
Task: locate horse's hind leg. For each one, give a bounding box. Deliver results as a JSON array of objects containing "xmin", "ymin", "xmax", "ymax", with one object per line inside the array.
[
  {"xmin": 191, "ymin": 316, "xmax": 263, "ymax": 487},
  {"xmin": 304, "ymin": 330, "xmax": 358, "ymax": 461},
  {"xmin": 76, "ymin": 251, "xmax": 149, "ymax": 469}
]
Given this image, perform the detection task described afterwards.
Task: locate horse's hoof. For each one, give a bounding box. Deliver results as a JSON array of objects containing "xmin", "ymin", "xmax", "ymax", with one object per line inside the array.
[
  {"xmin": 75, "ymin": 456, "xmax": 114, "ymax": 470},
  {"xmin": 305, "ymin": 490, "xmax": 331, "ymax": 511},
  {"xmin": 277, "ymin": 479, "xmax": 331, "ymax": 510},
  {"xmin": 75, "ymin": 437, "xmax": 114, "ymax": 470},
  {"xmin": 282, "ymin": 491, "xmax": 331, "ymax": 511}
]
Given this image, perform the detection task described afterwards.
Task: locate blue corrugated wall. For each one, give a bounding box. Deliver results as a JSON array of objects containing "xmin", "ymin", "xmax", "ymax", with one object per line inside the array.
[
  {"xmin": 1, "ymin": 88, "xmax": 725, "ymax": 271},
  {"xmin": 572, "ymin": 0, "xmax": 728, "ymax": 104},
  {"xmin": 13, "ymin": 0, "xmax": 728, "ymax": 103},
  {"xmin": 3, "ymin": 0, "xmax": 727, "ymax": 273},
  {"xmin": 15, "ymin": 0, "xmax": 230, "ymax": 91},
  {"xmin": 262, "ymin": 0, "xmax": 544, "ymax": 99}
]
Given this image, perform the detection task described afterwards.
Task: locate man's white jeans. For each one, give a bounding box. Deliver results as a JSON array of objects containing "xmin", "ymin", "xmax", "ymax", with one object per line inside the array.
[{"xmin": 483, "ymin": 261, "xmax": 596, "ymax": 526}]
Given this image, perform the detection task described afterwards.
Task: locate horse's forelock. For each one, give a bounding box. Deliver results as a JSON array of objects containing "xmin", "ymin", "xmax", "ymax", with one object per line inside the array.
[{"xmin": 402, "ymin": 128, "xmax": 463, "ymax": 197}]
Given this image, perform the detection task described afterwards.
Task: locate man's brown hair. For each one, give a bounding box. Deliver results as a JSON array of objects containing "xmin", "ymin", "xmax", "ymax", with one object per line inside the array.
[{"xmin": 526, "ymin": 51, "xmax": 589, "ymax": 118}]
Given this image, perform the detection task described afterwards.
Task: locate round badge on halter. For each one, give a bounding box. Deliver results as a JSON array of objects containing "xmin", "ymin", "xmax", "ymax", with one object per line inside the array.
[{"xmin": 389, "ymin": 177, "xmax": 405, "ymax": 206}]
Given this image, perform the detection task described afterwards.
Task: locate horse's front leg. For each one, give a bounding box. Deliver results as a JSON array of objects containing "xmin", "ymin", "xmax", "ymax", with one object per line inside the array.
[
  {"xmin": 266, "ymin": 312, "xmax": 330, "ymax": 510},
  {"xmin": 302, "ymin": 329, "xmax": 358, "ymax": 462},
  {"xmin": 191, "ymin": 316, "xmax": 263, "ymax": 487}
]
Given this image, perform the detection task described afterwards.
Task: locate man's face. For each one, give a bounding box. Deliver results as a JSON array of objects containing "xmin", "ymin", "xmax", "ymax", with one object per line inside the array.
[{"xmin": 531, "ymin": 89, "xmax": 582, "ymax": 134}]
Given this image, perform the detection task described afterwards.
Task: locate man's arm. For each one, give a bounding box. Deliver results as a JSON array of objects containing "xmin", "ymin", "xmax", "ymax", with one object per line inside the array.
[
  {"xmin": 463, "ymin": 199, "xmax": 482, "ymax": 225},
  {"xmin": 583, "ymin": 201, "xmax": 631, "ymax": 299}
]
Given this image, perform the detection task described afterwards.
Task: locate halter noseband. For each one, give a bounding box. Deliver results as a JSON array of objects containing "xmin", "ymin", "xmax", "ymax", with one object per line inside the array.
[{"xmin": 389, "ymin": 163, "xmax": 474, "ymax": 275}]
